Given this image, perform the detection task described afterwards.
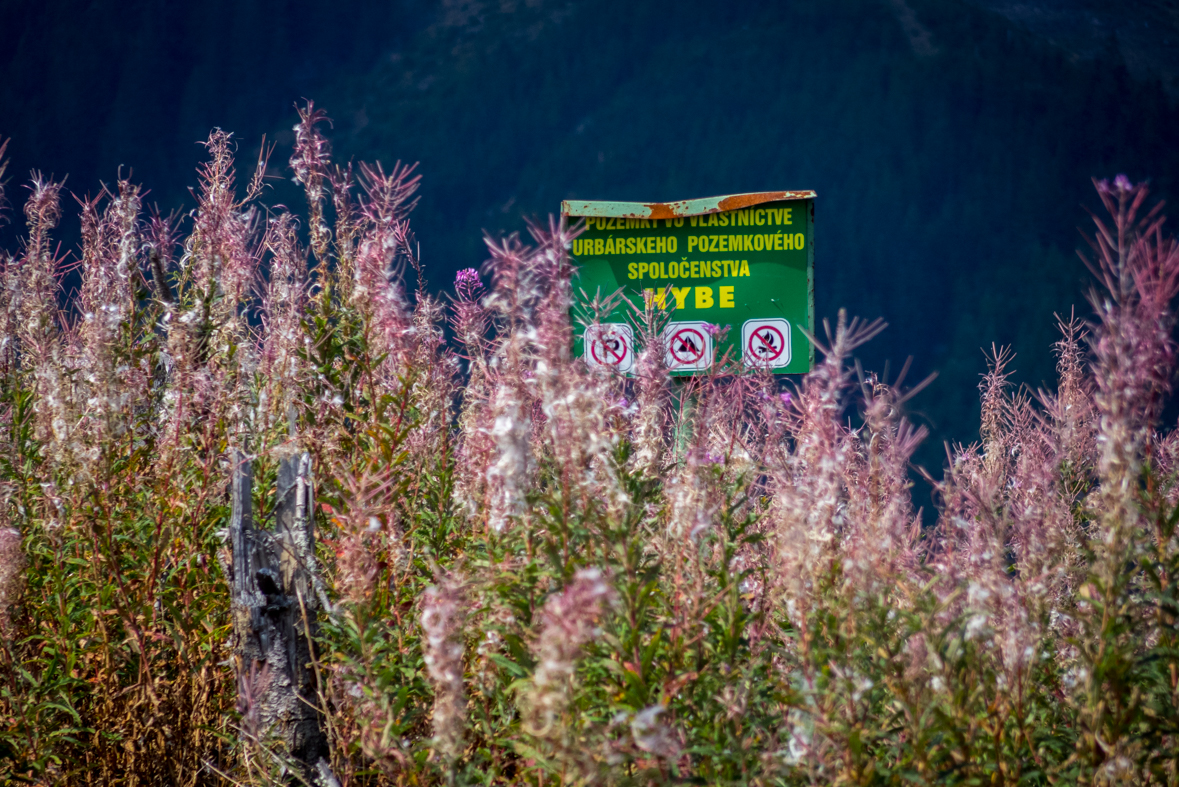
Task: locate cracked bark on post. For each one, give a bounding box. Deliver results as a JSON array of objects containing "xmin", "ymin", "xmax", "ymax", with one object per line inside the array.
[{"xmin": 230, "ymin": 449, "xmax": 328, "ymax": 781}]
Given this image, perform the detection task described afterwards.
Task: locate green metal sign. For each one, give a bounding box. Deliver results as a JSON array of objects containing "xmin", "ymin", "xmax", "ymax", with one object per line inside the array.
[{"xmin": 563, "ymin": 191, "xmax": 815, "ymax": 375}]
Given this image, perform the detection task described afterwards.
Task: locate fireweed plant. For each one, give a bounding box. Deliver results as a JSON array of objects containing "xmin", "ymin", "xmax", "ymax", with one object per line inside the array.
[{"xmin": 0, "ymin": 106, "xmax": 1178, "ymax": 785}]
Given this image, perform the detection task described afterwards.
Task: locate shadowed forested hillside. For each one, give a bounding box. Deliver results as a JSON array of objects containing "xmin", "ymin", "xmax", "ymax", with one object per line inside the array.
[
  {"xmin": 325, "ymin": 0, "xmax": 1179, "ymax": 470},
  {"xmin": 2, "ymin": 0, "xmax": 1177, "ymax": 472}
]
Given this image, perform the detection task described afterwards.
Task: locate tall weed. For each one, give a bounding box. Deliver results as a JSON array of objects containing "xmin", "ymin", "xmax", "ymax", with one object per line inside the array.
[{"xmin": 0, "ymin": 110, "xmax": 1177, "ymax": 786}]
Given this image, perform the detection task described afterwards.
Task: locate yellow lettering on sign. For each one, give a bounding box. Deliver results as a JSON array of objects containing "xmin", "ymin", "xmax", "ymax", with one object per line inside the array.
[
  {"xmin": 695, "ymin": 287, "xmax": 714, "ymax": 308},
  {"xmin": 720, "ymin": 286, "xmax": 734, "ymax": 307},
  {"xmin": 755, "ymin": 209, "xmax": 765, "ymax": 226},
  {"xmin": 644, "ymin": 287, "xmax": 667, "ymax": 308},
  {"xmin": 739, "ymin": 260, "xmax": 750, "ymax": 276},
  {"xmin": 672, "ymin": 286, "xmax": 691, "ymax": 310},
  {"xmin": 629, "ymin": 263, "xmax": 639, "ymax": 279}
]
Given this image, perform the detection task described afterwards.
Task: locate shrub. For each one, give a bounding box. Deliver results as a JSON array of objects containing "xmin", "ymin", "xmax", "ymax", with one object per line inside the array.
[{"xmin": 0, "ymin": 109, "xmax": 1177, "ymax": 785}]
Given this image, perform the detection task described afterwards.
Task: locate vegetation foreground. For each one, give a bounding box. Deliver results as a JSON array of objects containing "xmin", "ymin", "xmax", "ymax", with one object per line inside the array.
[{"xmin": 1, "ymin": 107, "xmax": 1179, "ymax": 785}]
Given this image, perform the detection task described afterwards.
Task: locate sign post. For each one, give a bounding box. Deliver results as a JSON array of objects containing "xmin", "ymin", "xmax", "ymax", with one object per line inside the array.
[{"xmin": 563, "ymin": 191, "xmax": 815, "ymax": 375}]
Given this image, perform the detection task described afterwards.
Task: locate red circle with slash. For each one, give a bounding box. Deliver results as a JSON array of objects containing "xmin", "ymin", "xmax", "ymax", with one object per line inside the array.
[
  {"xmin": 747, "ymin": 324, "xmax": 786, "ymax": 362},
  {"xmin": 668, "ymin": 327, "xmax": 706, "ymax": 365},
  {"xmin": 590, "ymin": 331, "xmax": 628, "ymax": 366}
]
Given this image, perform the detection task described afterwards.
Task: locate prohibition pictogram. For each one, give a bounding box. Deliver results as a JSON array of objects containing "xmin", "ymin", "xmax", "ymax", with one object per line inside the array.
[
  {"xmin": 592, "ymin": 331, "xmax": 628, "ymax": 365},
  {"xmin": 583, "ymin": 324, "xmax": 634, "ymax": 373},
  {"xmin": 663, "ymin": 321, "xmax": 713, "ymax": 372},
  {"xmin": 670, "ymin": 328, "xmax": 705, "ymax": 364},
  {"xmin": 748, "ymin": 325, "xmax": 784, "ymax": 362},
  {"xmin": 741, "ymin": 319, "xmax": 792, "ymax": 368}
]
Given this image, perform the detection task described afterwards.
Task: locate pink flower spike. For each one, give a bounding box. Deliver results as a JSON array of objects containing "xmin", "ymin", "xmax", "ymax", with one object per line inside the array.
[{"xmin": 455, "ymin": 268, "xmax": 483, "ymax": 301}]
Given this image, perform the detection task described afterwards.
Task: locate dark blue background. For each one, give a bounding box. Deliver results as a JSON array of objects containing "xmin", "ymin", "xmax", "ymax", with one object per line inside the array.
[{"xmin": 3, "ymin": 0, "xmax": 1177, "ymax": 480}]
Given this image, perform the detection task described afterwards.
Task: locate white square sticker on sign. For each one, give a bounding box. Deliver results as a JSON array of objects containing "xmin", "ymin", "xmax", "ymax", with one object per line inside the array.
[
  {"xmin": 741, "ymin": 319, "xmax": 792, "ymax": 368},
  {"xmin": 663, "ymin": 321, "xmax": 714, "ymax": 372},
  {"xmin": 583, "ymin": 323, "xmax": 635, "ymax": 373}
]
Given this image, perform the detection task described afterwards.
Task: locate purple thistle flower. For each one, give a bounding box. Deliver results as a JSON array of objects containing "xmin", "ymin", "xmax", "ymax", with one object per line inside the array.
[{"xmin": 455, "ymin": 267, "xmax": 483, "ymax": 301}]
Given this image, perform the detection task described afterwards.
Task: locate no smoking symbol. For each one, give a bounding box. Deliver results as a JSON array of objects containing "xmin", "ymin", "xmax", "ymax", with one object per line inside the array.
[
  {"xmin": 669, "ymin": 328, "xmax": 706, "ymax": 365},
  {"xmin": 741, "ymin": 319, "xmax": 792, "ymax": 369}
]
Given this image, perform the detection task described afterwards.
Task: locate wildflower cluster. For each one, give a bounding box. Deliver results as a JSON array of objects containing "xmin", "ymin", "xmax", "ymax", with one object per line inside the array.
[{"xmin": 1, "ymin": 105, "xmax": 1178, "ymax": 786}]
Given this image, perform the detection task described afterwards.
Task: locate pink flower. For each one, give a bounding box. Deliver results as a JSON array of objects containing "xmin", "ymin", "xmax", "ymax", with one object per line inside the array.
[{"xmin": 455, "ymin": 268, "xmax": 483, "ymax": 301}]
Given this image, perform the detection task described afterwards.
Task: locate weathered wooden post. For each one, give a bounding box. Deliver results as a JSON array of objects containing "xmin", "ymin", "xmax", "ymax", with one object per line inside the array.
[{"xmin": 230, "ymin": 449, "xmax": 328, "ymax": 780}]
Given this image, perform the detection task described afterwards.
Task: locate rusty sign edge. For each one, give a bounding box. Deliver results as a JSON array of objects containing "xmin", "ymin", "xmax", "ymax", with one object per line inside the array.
[{"xmin": 561, "ymin": 190, "xmax": 817, "ymax": 220}]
